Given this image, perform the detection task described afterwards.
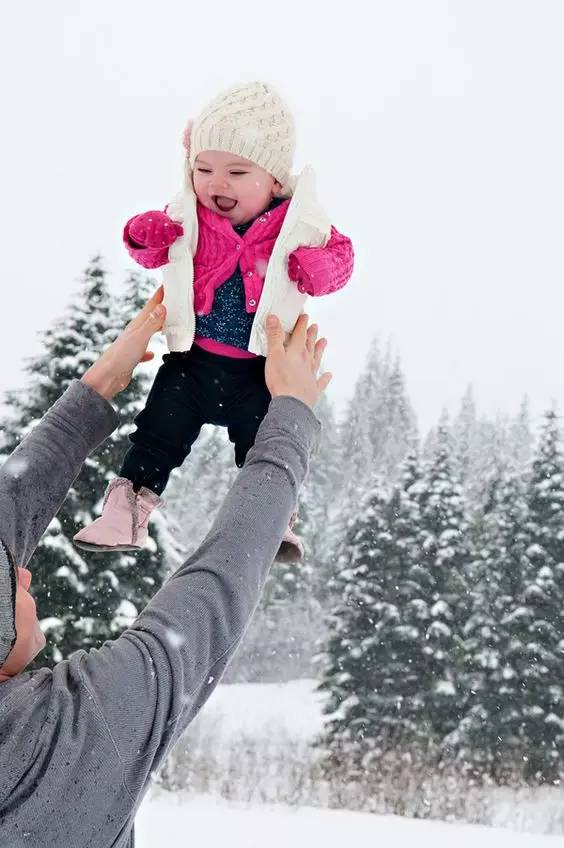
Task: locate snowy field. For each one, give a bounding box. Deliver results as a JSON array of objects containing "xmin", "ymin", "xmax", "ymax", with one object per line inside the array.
[
  {"xmin": 136, "ymin": 680, "xmax": 564, "ymax": 843},
  {"xmin": 182, "ymin": 678, "xmax": 325, "ymax": 743},
  {"xmin": 137, "ymin": 792, "xmax": 560, "ymax": 847}
]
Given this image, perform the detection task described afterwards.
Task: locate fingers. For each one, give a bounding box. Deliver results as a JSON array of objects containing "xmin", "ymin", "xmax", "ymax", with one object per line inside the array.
[
  {"xmin": 130, "ymin": 300, "xmax": 166, "ymax": 344},
  {"xmin": 145, "ymin": 303, "xmax": 166, "ymax": 332},
  {"xmin": 287, "ymin": 313, "xmax": 309, "ymax": 350},
  {"xmin": 312, "ymin": 337, "xmax": 327, "ymax": 373},
  {"xmin": 306, "ymin": 323, "xmax": 318, "ymax": 355},
  {"xmin": 126, "ymin": 287, "xmax": 165, "ymax": 332},
  {"xmin": 317, "ymin": 372, "xmax": 333, "ymax": 393},
  {"xmin": 265, "ymin": 314, "xmax": 286, "ymax": 358}
]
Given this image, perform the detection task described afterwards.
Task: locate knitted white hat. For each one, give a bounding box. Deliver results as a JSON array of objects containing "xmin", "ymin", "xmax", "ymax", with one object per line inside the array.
[{"xmin": 184, "ymin": 82, "xmax": 296, "ymax": 192}]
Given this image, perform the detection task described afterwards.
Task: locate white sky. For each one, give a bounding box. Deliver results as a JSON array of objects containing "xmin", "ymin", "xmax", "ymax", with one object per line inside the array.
[{"xmin": 1, "ymin": 0, "xmax": 563, "ymax": 433}]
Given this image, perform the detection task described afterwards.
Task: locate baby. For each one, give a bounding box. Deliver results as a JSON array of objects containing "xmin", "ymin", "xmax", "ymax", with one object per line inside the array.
[{"xmin": 74, "ymin": 81, "xmax": 354, "ymax": 562}]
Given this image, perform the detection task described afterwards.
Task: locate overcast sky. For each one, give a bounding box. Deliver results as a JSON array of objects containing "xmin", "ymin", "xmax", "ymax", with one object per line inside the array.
[{"xmin": 0, "ymin": 1, "xmax": 562, "ymax": 433}]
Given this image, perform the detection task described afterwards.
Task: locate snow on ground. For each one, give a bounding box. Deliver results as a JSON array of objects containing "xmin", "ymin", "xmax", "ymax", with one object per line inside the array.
[
  {"xmin": 136, "ymin": 679, "xmax": 564, "ymax": 841},
  {"xmin": 137, "ymin": 791, "xmax": 561, "ymax": 847}
]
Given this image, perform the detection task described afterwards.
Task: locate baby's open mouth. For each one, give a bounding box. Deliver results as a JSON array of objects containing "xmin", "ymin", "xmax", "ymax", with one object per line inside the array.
[{"xmin": 214, "ymin": 195, "xmax": 238, "ymax": 213}]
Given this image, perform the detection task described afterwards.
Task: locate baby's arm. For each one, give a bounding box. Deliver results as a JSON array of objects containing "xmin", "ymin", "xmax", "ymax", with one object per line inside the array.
[
  {"xmin": 124, "ymin": 210, "xmax": 184, "ymax": 270},
  {"xmin": 288, "ymin": 226, "xmax": 354, "ymax": 297}
]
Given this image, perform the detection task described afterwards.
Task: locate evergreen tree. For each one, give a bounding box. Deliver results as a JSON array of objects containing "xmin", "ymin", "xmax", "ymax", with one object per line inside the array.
[
  {"xmin": 449, "ymin": 386, "xmax": 515, "ymax": 513},
  {"xmin": 317, "ymin": 479, "xmax": 395, "ymax": 770},
  {"xmin": 370, "ymin": 352, "xmax": 417, "ymax": 482},
  {"xmin": 384, "ymin": 450, "xmax": 435, "ymax": 746},
  {"xmin": 519, "ymin": 409, "xmax": 564, "ymax": 781},
  {"xmin": 1, "ymin": 261, "xmax": 168, "ymax": 664},
  {"xmin": 416, "ymin": 419, "xmax": 471, "ymax": 741},
  {"xmin": 338, "ymin": 369, "xmax": 375, "ymax": 502},
  {"xmin": 510, "ymin": 395, "xmax": 532, "ymax": 472},
  {"xmin": 455, "ymin": 411, "xmax": 564, "ymax": 783},
  {"xmin": 452, "ymin": 385, "xmax": 478, "ymax": 488},
  {"xmin": 337, "ymin": 339, "xmax": 416, "ymax": 502},
  {"xmin": 318, "ymin": 449, "xmax": 442, "ymax": 768},
  {"xmin": 453, "ymin": 470, "xmax": 531, "ymax": 780}
]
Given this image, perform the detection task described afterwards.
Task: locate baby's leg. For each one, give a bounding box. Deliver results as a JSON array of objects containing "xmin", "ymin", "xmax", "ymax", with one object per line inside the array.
[
  {"xmin": 226, "ymin": 375, "xmax": 272, "ymax": 468},
  {"xmin": 121, "ymin": 352, "xmax": 204, "ymax": 495},
  {"xmin": 226, "ymin": 370, "xmax": 304, "ymax": 561}
]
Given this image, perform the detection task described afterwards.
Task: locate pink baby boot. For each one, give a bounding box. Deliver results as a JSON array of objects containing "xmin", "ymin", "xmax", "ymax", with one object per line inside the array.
[{"xmin": 73, "ymin": 478, "xmax": 162, "ymax": 552}]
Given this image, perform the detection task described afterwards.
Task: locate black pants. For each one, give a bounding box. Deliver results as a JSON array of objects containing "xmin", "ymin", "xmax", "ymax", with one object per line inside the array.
[{"xmin": 120, "ymin": 346, "xmax": 271, "ymax": 495}]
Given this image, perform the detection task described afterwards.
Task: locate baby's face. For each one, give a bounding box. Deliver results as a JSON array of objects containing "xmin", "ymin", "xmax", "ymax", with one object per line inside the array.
[{"xmin": 193, "ymin": 151, "xmax": 281, "ymax": 226}]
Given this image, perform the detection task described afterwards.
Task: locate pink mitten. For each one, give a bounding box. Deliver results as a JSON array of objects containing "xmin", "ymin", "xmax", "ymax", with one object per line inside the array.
[
  {"xmin": 128, "ymin": 211, "xmax": 183, "ymax": 249},
  {"xmin": 287, "ymin": 249, "xmax": 303, "ymax": 283}
]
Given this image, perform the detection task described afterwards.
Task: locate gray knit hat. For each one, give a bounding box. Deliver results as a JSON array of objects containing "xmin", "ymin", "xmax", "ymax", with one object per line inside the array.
[
  {"xmin": 0, "ymin": 539, "xmax": 17, "ymax": 668},
  {"xmin": 185, "ymin": 81, "xmax": 296, "ymax": 194}
]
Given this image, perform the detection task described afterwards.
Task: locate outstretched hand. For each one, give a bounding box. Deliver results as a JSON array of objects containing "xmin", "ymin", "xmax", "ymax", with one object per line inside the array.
[
  {"xmin": 81, "ymin": 288, "xmax": 166, "ymax": 401},
  {"xmin": 264, "ymin": 313, "xmax": 331, "ymax": 409}
]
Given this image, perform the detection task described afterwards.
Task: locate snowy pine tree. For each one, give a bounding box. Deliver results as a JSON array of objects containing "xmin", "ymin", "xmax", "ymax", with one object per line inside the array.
[
  {"xmin": 449, "ymin": 386, "xmax": 516, "ymax": 514},
  {"xmin": 518, "ymin": 409, "xmax": 564, "ymax": 781},
  {"xmin": 416, "ymin": 419, "xmax": 471, "ymax": 742},
  {"xmin": 510, "ymin": 395, "xmax": 533, "ymax": 473},
  {"xmin": 454, "ymin": 411, "xmax": 564, "ymax": 783},
  {"xmin": 372, "ymin": 352, "xmax": 417, "ymax": 482},
  {"xmin": 317, "ymin": 479, "xmax": 395, "ymax": 771},
  {"xmin": 323, "ymin": 340, "xmax": 417, "ymax": 621},
  {"xmin": 1, "ymin": 260, "xmax": 168, "ymax": 664},
  {"xmin": 453, "ymin": 470, "xmax": 532, "ymax": 780},
  {"xmin": 383, "ymin": 450, "xmax": 436, "ymax": 747},
  {"xmin": 318, "ymin": 447, "xmax": 445, "ymax": 770},
  {"xmin": 337, "ymin": 340, "xmax": 416, "ymax": 502},
  {"xmin": 452, "ymin": 385, "xmax": 478, "ymax": 488}
]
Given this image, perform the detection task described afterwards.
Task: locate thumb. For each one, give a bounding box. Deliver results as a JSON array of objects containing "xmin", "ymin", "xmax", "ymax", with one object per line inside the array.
[
  {"xmin": 317, "ymin": 372, "xmax": 333, "ymax": 393},
  {"xmin": 265, "ymin": 314, "xmax": 285, "ymax": 357},
  {"xmin": 17, "ymin": 567, "xmax": 32, "ymax": 591}
]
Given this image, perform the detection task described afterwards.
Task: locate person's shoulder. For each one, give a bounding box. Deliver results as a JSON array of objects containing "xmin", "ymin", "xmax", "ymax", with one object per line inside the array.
[{"xmin": 0, "ymin": 666, "xmax": 52, "ymax": 709}]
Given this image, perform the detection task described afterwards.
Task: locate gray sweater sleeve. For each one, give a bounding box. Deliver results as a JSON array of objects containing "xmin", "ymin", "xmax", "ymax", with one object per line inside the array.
[
  {"xmin": 76, "ymin": 394, "xmax": 320, "ymax": 797},
  {"xmin": 0, "ymin": 385, "xmax": 319, "ymax": 846},
  {"xmin": 0, "ymin": 379, "xmax": 118, "ymax": 567}
]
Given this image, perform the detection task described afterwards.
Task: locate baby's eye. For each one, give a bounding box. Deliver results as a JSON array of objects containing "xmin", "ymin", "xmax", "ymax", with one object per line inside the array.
[
  {"xmin": 230, "ymin": 171, "xmax": 248, "ymax": 176},
  {"xmin": 196, "ymin": 168, "xmax": 212, "ymax": 174}
]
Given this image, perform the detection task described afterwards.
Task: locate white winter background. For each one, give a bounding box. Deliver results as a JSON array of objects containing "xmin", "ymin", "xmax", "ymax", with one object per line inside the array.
[
  {"xmin": 1, "ymin": 0, "xmax": 563, "ymax": 432},
  {"xmin": 2, "ymin": 1, "xmax": 564, "ymax": 844}
]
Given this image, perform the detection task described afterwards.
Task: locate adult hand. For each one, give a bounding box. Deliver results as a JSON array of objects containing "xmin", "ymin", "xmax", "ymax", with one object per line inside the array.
[
  {"xmin": 264, "ymin": 313, "xmax": 331, "ymax": 409},
  {"xmin": 81, "ymin": 288, "xmax": 166, "ymax": 401}
]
